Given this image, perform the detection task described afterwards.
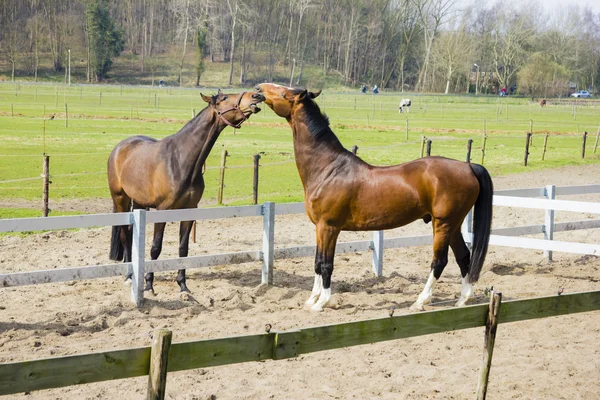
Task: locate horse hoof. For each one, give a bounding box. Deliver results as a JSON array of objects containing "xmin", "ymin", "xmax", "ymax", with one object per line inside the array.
[
  {"xmin": 409, "ymin": 303, "xmax": 425, "ymax": 312},
  {"xmin": 304, "ymin": 296, "xmax": 318, "ymax": 309},
  {"xmin": 310, "ymin": 303, "xmax": 324, "ymax": 312},
  {"xmin": 455, "ymin": 298, "xmax": 468, "ymax": 307},
  {"xmin": 180, "ymin": 292, "xmax": 192, "ymax": 301},
  {"xmin": 123, "ymin": 279, "xmax": 132, "ymax": 286}
]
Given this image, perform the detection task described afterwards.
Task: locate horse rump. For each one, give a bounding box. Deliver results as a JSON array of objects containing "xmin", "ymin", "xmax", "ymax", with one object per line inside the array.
[{"xmin": 467, "ymin": 163, "xmax": 494, "ymax": 283}]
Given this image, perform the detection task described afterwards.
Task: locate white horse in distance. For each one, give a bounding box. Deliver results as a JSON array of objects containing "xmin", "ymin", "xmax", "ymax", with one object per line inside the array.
[{"xmin": 399, "ymin": 99, "xmax": 411, "ymax": 113}]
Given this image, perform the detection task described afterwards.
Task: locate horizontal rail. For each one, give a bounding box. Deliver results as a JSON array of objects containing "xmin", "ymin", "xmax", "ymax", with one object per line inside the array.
[
  {"xmin": 489, "ymin": 234, "xmax": 600, "ymax": 255},
  {"xmin": 145, "ymin": 251, "xmax": 262, "ymax": 273},
  {"xmin": 0, "ymin": 213, "xmax": 132, "ymax": 233},
  {"xmin": 146, "ymin": 205, "xmax": 263, "ymax": 224},
  {"xmin": 494, "ymin": 184, "xmax": 600, "ymax": 198},
  {"xmin": 1, "ymin": 290, "xmax": 599, "ymax": 396},
  {"xmin": 0, "ymin": 263, "xmax": 130, "ymax": 287},
  {"xmin": 493, "ymin": 196, "xmax": 600, "ymax": 214}
]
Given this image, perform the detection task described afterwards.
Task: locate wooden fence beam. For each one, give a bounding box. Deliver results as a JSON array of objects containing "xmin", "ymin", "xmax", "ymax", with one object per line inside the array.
[
  {"xmin": 217, "ymin": 148, "xmax": 228, "ymax": 205},
  {"xmin": 147, "ymin": 329, "xmax": 173, "ymax": 400}
]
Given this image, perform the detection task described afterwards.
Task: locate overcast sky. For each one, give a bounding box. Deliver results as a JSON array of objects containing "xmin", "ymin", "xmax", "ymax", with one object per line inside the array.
[{"xmin": 456, "ymin": 0, "xmax": 600, "ymax": 15}]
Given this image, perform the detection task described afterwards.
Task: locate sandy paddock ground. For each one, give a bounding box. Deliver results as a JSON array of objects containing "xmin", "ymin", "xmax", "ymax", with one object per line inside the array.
[{"xmin": 1, "ymin": 164, "xmax": 600, "ymax": 399}]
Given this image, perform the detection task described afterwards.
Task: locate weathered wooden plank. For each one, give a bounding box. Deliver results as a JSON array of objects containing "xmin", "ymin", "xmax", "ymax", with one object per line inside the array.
[
  {"xmin": 476, "ymin": 292, "xmax": 502, "ymax": 400},
  {"xmin": 274, "ymin": 202, "xmax": 305, "ymax": 215},
  {"xmin": 168, "ymin": 334, "xmax": 274, "ymax": 371},
  {"xmin": 499, "ymin": 291, "xmax": 600, "ymax": 324},
  {"xmin": 147, "ymin": 330, "xmax": 172, "ymax": 400},
  {"xmin": 554, "ymin": 219, "xmax": 600, "ymax": 232},
  {"xmin": 145, "ymin": 251, "xmax": 261, "ymax": 273},
  {"xmin": 0, "ymin": 213, "xmax": 132, "ymax": 233},
  {"xmin": 0, "ymin": 263, "xmax": 129, "ymax": 287},
  {"xmin": 0, "ymin": 347, "xmax": 150, "ymax": 396},
  {"xmin": 489, "ymin": 234, "xmax": 600, "ymax": 255},
  {"xmin": 273, "ymin": 305, "xmax": 489, "ymax": 359},
  {"xmin": 494, "ymin": 188, "xmax": 545, "ymax": 198},
  {"xmin": 493, "ymin": 196, "xmax": 600, "ymax": 214},
  {"xmin": 146, "ymin": 206, "xmax": 262, "ymax": 224},
  {"xmin": 556, "ymin": 184, "xmax": 600, "ymax": 196},
  {"xmin": 383, "ymin": 234, "xmax": 433, "ymax": 248}
]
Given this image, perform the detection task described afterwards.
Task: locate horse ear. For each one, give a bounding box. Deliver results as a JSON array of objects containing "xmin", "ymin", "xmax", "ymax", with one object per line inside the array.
[
  {"xmin": 296, "ymin": 89, "xmax": 308, "ymax": 101},
  {"xmin": 200, "ymin": 93, "xmax": 212, "ymax": 104},
  {"xmin": 309, "ymin": 90, "xmax": 322, "ymax": 99},
  {"xmin": 217, "ymin": 88, "xmax": 223, "ymax": 95}
]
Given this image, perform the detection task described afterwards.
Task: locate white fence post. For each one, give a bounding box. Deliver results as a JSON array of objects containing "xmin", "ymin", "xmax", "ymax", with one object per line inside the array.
[
  {"xmin": 462, "ymin": 209, "xmax": 474, "ymax": 249},
  {"xmin": 262, "ymin": 202, "xmax": 275, "ymax": 285},
  {"xmin": 544, "ymin": 185, "xmax": 556, "ymax": 261},
  {"xmin": 371, "ymin": 230, "xmax": 384, "ymax": 276},
  {"xmin": 131, "ymin": 209, "xmax": 146, "ymax": 307}
]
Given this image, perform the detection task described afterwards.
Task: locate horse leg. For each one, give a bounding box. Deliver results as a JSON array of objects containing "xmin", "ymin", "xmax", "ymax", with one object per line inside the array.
[
  {"xmin": 304, "ymin": 251, "xmax": 324, "ymax": 308},
  {"xmin": 112, "ymin": 195, "xmax": 133, "ymax": 280},
  {"xmin": 144, "ymin": 222, "xmax": 166, "ymax": 294},
  {"xmin": 411, "ymin": 221, "xmax": 451, "ymax": 311},
  {"xmin": 176, "ymin": 220, "xmax": 194, "ymax": 293},
  {"xmin": 309, "ymin": 224, "xmax": 340, "ymax": 312},
  {"xmin": 450, "ymin": 230, "xmax": 473, "ymax": 307}
]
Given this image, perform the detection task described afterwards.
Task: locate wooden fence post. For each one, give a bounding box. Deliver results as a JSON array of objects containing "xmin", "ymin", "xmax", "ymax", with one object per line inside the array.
[
  {"xmin": 65, "ymin": 103, "xmax": 68, "ymax": 128},
  {"xmin": 191, "ymin": 221, "xmax": 196, "ymax": 244},
  {"xmin": 262, "ymin": 202, "xmax": 275, "ymax": 285},
  {"xmin": 581, "ymin": 131, "xmax": 587, "ymax": 159},
  {"xmin": 217, "ymin": 148, "xmax": 228, "ymax": 205},
  {"xmin": 405, "ymin": 119, "xmax": 409, "ymax": 141},
  {"xmin": 544, "ymin": 185, "xmax": 555, "ymax": 261},
  {"xmin": 371, "ymin": 231, "xmax": 384, "ymax": 277},
  {"xmin": 476, "ymin": 292, "xmax": 502, "ymax": 400},
  {"xmin": 426, "ymin": 139, "xmax": 432, "ymax": 156},
  {"xmin": 351, "ymin": 145, "xmax": 358, "ymax": 155},
  {"xmin": 466, "ymin": 139, "xmax": 473, "ymax": 163},
  {"xmin": 253, "ymin": 154, "xmax": 261, "ymax": 205},
  {"xmin": 99, "ymin": 92, "xmax": 102, "ymax": 106},
  {"xmin": 131, "ymin": 209, "xmax": 146, "ymax": 307},
  {"xmin": 147, "ymin": 329, "xmax": 172, "ymax": 400},
  {"xmin": 42, "ymin": 155, "xmax": 50, "ymax": 217},
  {"xmin": 524, "ymin": 133, "xmax": 532, "ymax": 166},
  {"xmin": 481, "ymin": 135, "xmax": 487, "ymax": 165},
  {"xmin": 541, "ymin": 133, "xmax": 549, "ymax": 161},
  {"xmin": 11, "ymin": 104, "xmax": 13, "ymax": 117},
  {"xmin": 594, "ymin": 127, "xmax": 599, "ymax": 154},
  {"xmin": 420, "ymin": 136, "xmax": 426, "ymax": 158}
]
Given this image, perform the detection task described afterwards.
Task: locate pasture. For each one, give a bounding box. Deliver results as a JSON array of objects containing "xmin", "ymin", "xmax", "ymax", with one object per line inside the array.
[
  {"xmin": 1, "ymin": 82, "xmax": 599, "ymax": 216},
  {"xmin": 1, "ymin": 83, "xmax": 600, "ymax": 398}
]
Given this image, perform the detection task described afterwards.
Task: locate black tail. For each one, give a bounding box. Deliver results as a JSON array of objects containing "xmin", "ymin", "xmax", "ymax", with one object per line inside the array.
[
  {"xmin": 109, "ymin": 203, "xmax": 124, "ymax": 261},
  {"xmin": 468, "ymin": 163, "xmax": 493, "ymax": 283}
]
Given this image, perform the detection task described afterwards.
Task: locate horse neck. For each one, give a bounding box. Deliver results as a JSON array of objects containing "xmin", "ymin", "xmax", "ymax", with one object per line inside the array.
[
  {"xmin": 170, "ymin": 106, "xmax": 226, "ymax": 181},
  {"xmin": 289, "ymin": 109, "xmax": 346, "ymax": 185}
]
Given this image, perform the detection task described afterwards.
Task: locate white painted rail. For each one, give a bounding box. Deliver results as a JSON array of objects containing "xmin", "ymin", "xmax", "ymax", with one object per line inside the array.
[{"xmin": 1, "ymin": 184, "xmax": 599, "ymax": 306}]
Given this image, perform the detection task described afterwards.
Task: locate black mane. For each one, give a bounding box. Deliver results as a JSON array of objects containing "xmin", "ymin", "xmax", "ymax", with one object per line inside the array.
[{"xmin": 298, "ymin": 92, "xmax": 334, "ymax": 141}]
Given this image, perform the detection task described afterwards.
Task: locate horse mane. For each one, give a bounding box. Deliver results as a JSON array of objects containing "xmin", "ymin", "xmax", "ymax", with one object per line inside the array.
[{"xmin": 294, "ymin": 89, "xmax": 334, "ymax": 141}]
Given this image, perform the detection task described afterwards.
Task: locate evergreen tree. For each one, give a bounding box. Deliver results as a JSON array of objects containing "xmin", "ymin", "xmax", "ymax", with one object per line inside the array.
[{"xmin": 86, "ymin": 0, "xmax": 123, "ymax": 82}]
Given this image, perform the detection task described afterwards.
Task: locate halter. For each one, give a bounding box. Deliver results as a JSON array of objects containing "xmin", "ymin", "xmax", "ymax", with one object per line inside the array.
[{"xmin": 213, "ymin": 92, "xmax": 247, "ymax": 129}]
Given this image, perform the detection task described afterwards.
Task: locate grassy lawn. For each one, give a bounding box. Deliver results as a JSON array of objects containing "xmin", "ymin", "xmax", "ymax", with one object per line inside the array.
[{"xmin": 1, "ymin": 82, "xmax": 599, "ymax": 210}]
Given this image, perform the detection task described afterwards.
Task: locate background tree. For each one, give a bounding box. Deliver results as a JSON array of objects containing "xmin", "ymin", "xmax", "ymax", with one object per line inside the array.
[
  {"xmin": 195, "ymin": 25, "xmax": 207, "ymax": 86},
  {"xmin": 86, "ymin": 0, "xmax": 123, "ymax": 82},
  {"xmin": 518, "ymin": 52, "xmax": 570, "ymax": 100}
]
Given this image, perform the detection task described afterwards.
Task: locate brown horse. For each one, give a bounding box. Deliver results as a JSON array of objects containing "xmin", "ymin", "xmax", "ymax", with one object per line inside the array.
[
  {"xmin": 256, "ymin": 83, "xmax": 493, "ymax": 312},
  {"xmin": 108, "ymin": 90, "xmax": 264, "ymax": 294},
  {"xmin": 540, "ymin": 99, "xmax": 547, "ymax": 107}
]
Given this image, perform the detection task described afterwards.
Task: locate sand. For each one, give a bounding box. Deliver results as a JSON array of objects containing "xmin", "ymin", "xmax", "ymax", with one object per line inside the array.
[{"xmin": 1, "ymin": 164, "xmax": 599, "ymax": 399}]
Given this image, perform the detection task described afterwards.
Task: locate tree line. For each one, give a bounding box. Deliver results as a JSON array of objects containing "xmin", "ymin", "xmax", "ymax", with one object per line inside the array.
[{"xmin": 1, "ymin": 0, "xmax": 599, "ymax": 97}]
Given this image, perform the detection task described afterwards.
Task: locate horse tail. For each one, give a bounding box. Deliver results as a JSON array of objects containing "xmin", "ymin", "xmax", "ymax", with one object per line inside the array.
[
  {"xmin": 468, "ymin": 163, "xmax": 494, "ymax": 283},
  {"xmin": 109, "ymin": 202, "xmax": 124, "ymax": 261}
]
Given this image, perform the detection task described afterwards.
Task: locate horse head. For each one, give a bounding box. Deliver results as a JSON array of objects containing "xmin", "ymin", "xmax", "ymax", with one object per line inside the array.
[
  {"xmin": 255, "ymin": 83, "xmax": 321, "ymax": 119},
  {"xmin": 201, "ymin": 90, "xmax": 265, "ymax": 128}
]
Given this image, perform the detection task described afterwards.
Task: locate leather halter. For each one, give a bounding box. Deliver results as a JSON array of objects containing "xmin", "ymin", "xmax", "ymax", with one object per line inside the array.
[{"xmin": 214, "ymin": 92, "xmax": 248, "ymax": 129}]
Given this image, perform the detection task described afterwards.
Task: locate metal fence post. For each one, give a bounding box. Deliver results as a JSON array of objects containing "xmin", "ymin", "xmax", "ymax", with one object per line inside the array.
[
  {"xmin": 131, "ymin": 209, "xmax": 146, "ymax": 307},
  {"xmin": 544, "ymin": 185, "xmax": 555, "ymax": 261},
  {"xmin": 371, "ymin": 230, "xmax": 384, "ymax": 277},
  {"xmin": 262, "ymin": 202, "xmax": 275, "ymax": 285}
]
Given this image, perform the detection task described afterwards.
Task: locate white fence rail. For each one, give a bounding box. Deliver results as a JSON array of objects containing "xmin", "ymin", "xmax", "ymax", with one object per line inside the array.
[{"xmin": 1, "ymin": 184, "xmax": 599, "ymax": 306}]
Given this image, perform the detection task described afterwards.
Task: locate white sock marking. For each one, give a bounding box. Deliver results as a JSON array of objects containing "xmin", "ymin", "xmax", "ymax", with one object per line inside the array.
[
  {"xmin": 456, "ymin": 276, "xmax": 474, "ymax": 307},
  {"xmin": 311, "ymin": 287, "xmax": 331, "ymax": 312},
  {"xmin": 305, "ymin": 274, "xmax": 323, "ymax": 307},
  {"xmin": 411, "ymin": 271, "xmax": 437, "ymax": 311}
]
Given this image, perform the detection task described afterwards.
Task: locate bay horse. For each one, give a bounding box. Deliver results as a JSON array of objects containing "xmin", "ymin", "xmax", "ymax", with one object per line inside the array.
[
  {"xmin": 540, "ymin": 99, "xmax": 547, "ymax": 107},
  {"xmin": 256, "ymin": 83, "xmax": 493, "ymax": 312},
  {"xmin": 108, "ymin": 90, "xmax": 265, "ymax": 295}
]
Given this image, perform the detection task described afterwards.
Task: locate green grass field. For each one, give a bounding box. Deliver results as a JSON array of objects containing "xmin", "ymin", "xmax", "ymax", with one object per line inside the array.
[{"xmin": 1, "ymin": 82, "xmax": 599, "ymax": 216}]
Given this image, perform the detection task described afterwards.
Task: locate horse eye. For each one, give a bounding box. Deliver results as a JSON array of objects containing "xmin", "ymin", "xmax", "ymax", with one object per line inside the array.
[{"xmin": 222, "ymin": 96, "xmax": 228, "ymax": 101}]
